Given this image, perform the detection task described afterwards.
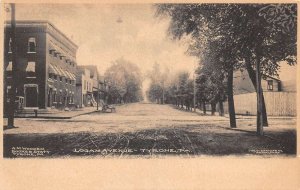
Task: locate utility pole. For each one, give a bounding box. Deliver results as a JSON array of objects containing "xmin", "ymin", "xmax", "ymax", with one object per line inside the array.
[
  {"xmin": 256, "ymin": 52, "xmax": 263, "ymax": 136},
  {"xmin": 7, "ymin": 3, "xmax": 17, "ymax": 128}
]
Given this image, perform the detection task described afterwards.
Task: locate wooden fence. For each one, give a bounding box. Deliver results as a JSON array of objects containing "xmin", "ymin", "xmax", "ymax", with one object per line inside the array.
[{"xmin": 224, "ymin": 92, "xmax": 296, "ymax": 116}]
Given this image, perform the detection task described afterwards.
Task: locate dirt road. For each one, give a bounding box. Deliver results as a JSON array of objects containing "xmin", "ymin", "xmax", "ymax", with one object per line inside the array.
[{"xmin": 3, "ymin": 103, "xmax": 296, "ymax": 157}]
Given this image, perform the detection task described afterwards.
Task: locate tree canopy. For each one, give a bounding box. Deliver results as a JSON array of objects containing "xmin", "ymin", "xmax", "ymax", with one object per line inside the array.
[{"xmin": 104, "ymin": 58, "xmax": 143, "ymax": 104}]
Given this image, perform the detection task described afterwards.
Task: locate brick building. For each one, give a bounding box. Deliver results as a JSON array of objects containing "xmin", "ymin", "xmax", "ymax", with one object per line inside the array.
[{"xmin": 4, "ymin": 20, "xmax": 78, "ymax": 111}]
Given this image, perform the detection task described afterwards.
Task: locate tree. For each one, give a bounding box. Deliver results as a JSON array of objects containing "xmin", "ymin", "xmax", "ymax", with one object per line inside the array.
[
  {"xmin": 177, "ymin": 72, "xmax": 189, "ymax": 108},
  {"xmin": 195, "ymin": 62, "xmax": 227, "ymax": 116},
  {"xmin": 146, "ymin": 62, "xmax": 170, "ymax": 104},
  {"xmin": 104, "ymin": 58, "xmax": 143, "ymax": 104},
  {"xmin": 156, "ymin": 4, "xmax": 240, "ymax": 127},
  {"xmin": 156, "ymin": 4, "xmax": 297, "ymax": 132},
  {"xmin": 237, "ymin": 4, "xmax": 297, "ymax": 130}
]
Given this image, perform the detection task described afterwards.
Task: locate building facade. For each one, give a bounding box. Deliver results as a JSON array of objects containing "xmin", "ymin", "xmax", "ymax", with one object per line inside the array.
[
  {"xmin": 4, "ymin": 21, "xmax": 78, "ymax": 111},
  {"xmin": 76, "ymin": 67, "xmax": 94, "ymax": 107}
]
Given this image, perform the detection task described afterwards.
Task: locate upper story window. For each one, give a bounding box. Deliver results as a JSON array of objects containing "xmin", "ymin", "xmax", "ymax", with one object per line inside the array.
[
  {"xmin": 28, "ymin": 37, "xmax": 36, "ymax": 53},
  {"xmin": 8, "ymin": 38, "xmax": 12, "ymax": 53},
  {"xmin": 267, "ymin": 80, "xmax": 273, "ymax": 91}
]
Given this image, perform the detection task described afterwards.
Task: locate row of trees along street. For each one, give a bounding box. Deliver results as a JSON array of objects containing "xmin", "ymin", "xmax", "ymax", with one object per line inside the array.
[
  {"xmin": 151, "ymin": 4, "xmax": 296, "ymax": 135},
  {"xmin": 146, "ymin": 62, "xmax": 225, "ymax": 115},
  {"xmin": 104, "ymin": 58, "xmax": 143, "ymax": 104}
]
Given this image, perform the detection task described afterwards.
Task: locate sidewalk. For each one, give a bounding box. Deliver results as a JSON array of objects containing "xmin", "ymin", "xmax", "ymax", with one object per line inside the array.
[
  {"xmin": 171, "ymin": 105, "xmax": 296, "ymax": 120},
  {"xmin": 11, "ymin": 106, "xmax": 101, "ymax": 119}
]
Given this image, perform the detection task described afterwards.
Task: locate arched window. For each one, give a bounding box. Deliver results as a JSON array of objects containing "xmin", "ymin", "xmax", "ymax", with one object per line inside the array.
[{"xmin": 28, "ymin": 37, "xmax": 36, "ymax": 53}]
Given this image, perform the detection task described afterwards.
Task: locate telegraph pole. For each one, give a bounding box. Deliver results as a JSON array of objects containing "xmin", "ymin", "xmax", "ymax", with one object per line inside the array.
[
  {"xmin": 7, "ymin": 3, "xmax": 17, "ymax": 128},
  {"xmin": 256, "ymin": 52, "xmax": 263, "ymax": 136}
]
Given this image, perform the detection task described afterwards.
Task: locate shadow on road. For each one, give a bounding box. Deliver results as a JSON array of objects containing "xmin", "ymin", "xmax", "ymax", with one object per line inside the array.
[{"xmin": 3, "ymin": 124, "xmax": 296, "ymax": 158}]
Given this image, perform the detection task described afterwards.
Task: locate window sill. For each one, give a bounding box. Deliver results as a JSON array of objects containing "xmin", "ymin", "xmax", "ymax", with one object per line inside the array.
[{"xmin": 27, "ymin": 52, "xmax": 36, "ymax": 54}]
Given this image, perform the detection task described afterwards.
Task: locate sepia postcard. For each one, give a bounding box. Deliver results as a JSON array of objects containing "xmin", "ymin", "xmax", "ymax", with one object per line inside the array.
[{"xmin": 0, "ymin": 1, "xmax": 299, "ymax": 189}]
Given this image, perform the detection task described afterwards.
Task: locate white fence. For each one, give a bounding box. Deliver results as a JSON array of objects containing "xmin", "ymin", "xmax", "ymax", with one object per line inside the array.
[{"xmin": 224, "ymin": 92, "xmax": 296, "ymax": 116}]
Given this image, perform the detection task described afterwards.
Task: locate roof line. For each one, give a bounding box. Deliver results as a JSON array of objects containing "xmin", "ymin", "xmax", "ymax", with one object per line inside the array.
[{"xmin": 5, "ymin": 20, "xmax": 78, "ymax": 48}]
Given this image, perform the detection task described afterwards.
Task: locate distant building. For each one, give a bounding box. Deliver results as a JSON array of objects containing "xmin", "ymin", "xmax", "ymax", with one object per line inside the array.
[
  {"xmin": 3, "ymin": 21, "xmax": 78, "ymax": 111},
  {"xmin": 76, "ymin": 67, "xmax": 93, "ymax": 107},
  {"xmin": 81, "ymin": 65, "xmax": 101, "ymax": 100},
  {"xmin": 233, "ymin": 70, "xmax": 282, "ymax": 94},
  {"xmin": 98, "ymin": 75, "xmax": 108, "ymax": 103},
  {"xmin": 75, "ymin": 65, "xmax": 108, "ymax": 108}
]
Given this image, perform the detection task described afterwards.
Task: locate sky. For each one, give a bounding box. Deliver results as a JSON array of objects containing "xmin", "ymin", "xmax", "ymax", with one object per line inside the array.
[
  {"xmin": 4, "ymin": 4, "xmax": 198, "ymax": 76},
  {"xmin": 4, "ymin": 3, "xmax": 296, "ymax": 96}
]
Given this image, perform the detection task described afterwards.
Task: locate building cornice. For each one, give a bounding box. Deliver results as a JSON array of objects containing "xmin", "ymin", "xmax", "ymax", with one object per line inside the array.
[{"xmin": 5, "ymin": 20, "xmax": 78, "ymax": 50}]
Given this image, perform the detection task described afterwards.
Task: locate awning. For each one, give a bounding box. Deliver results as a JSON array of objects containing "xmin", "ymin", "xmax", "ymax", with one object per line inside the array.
[
  {"xmin": 52, "ymin": 65, "xmax": 63, "ymax": 76},
  {"xmin": 66, "ymin": 71, "xmax": 76, "ymax": 80},
  {"xmin": 6, "ymin": 62, "xmax": 12, "ymax": 71},
  {"xmin": 26, "ymin": 62, "xmax": 35, "ymax": 72},
  {"xmin": 49, "ymin": 64, "xmax": 59, "ymax": 75},
  {"xmin": 55, "ymin": 66, "xmax": 68, "ymax": 78},
  {"xmin": 65, "ymin": 71, "xmax": 72, "ymax": 80},
  {"xmin": 49, "ymin": 44, "xmax": 56, "ymax": 51},
  {"xmin": 61, "ymin": 69, "xmax": 70, "ymax": 79}
]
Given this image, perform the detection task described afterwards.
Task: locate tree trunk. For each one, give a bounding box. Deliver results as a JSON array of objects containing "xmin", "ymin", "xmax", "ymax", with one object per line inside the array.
[
  {"xmin": 227, "ymin": 66, "xmax": 237, "ymax": 128},
  {"xmin": 202, "ymin": 102, "xmax": 206, "ymax": 114},
  {"xmin": 218, "ymin": 100, "xmax": 224, "ymax": 116},
  {"xmin": 211, "ymin": 103, "xmax": 216, "ymax": 115},
  {"xmin": 245, "ymin": 56, "xmax": 268, "ymax": 126}
]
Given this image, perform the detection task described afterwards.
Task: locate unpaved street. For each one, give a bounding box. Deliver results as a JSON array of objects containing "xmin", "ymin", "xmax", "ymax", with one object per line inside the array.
[{"xmin": 3, "ymin": 103, "xmax": 296, "ymax": 157}]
